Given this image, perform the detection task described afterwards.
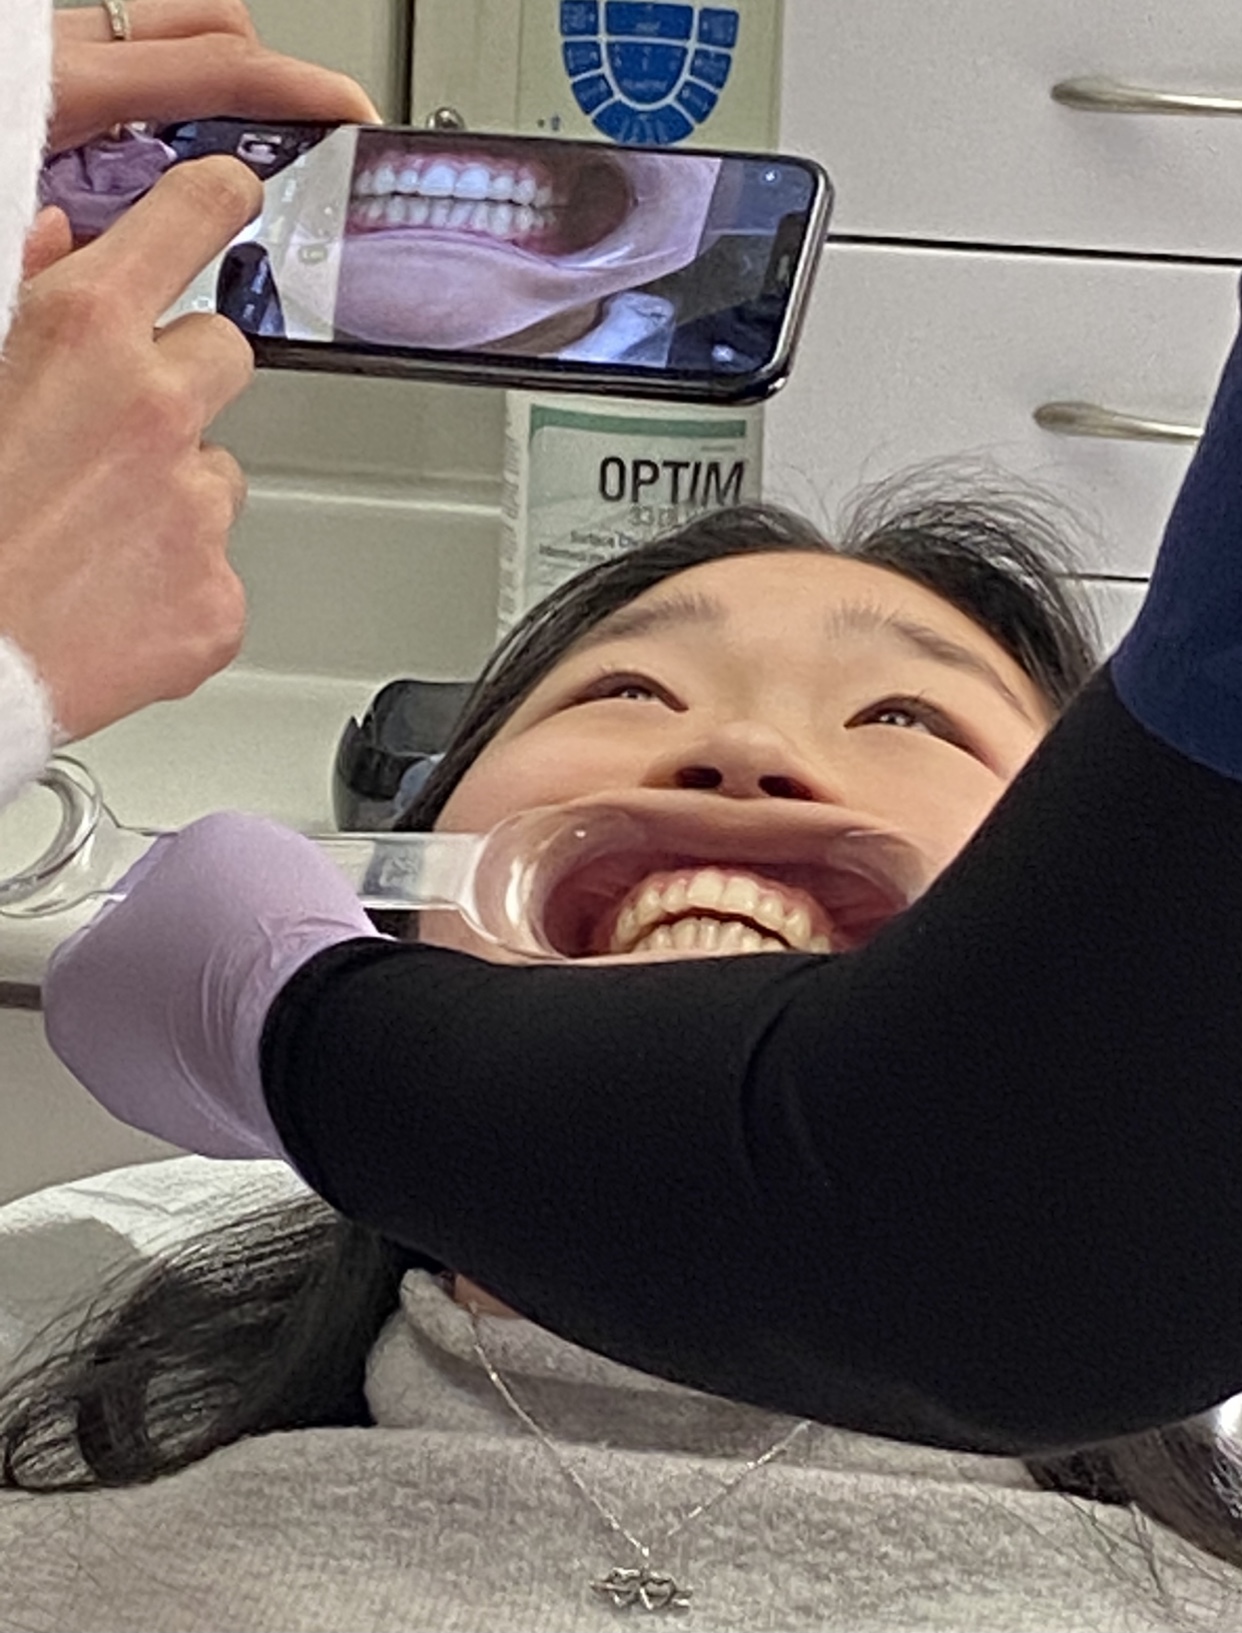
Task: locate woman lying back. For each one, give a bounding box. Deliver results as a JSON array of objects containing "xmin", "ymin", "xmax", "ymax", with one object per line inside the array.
[{"xmin": 10, "ymin": 461, "xmax": 1242, "ymax": 1626}]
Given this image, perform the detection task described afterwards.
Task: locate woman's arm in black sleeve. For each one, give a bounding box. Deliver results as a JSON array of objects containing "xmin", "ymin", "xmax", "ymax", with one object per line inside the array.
[
  {"xmin": 262, "ymin": 671, "xmax": 1242, "ymax": 1460},
  {"xmin": 263, "ymin": 309, "xmax": 1242, "ymax": 1463}
]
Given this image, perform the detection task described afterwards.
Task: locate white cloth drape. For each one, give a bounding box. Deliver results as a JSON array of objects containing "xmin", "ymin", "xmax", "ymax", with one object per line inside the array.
[
  {"xmin": 0, "ymin": 0, "xmax": 52, "ymax": 351},
  {"xmin": 0, "ymin": 0, "xmax": 59, "ymax": 805}
]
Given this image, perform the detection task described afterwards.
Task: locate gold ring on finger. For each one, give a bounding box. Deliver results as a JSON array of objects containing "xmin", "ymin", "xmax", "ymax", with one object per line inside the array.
[{"xmin": 100, "ymin": 0, "xmax": 132, "ymax": 41}]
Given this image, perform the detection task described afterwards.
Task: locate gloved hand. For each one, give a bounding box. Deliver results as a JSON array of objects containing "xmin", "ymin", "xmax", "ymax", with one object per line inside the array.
[{"xmin": 43, "ymin": 812, "xmax": 382, "ymax": 1160}]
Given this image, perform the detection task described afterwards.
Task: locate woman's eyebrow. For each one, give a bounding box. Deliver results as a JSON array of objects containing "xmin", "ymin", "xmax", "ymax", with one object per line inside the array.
[
  {"xmin": 571, "ymin": 590, "xmax": 1038, "ymax": 724},
  {"xmin": 827, "ymin": 601, "xmax": 1039, "ymax": 725},
  {"xmin": 571, "ymin": 590, "xmax": 725, "ymax": 654}
]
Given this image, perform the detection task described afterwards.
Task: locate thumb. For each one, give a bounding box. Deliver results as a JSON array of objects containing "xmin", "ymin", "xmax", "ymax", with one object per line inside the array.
[{"xmin": 21, "ymin": 208, "xmax": 74, "ymax": 279}]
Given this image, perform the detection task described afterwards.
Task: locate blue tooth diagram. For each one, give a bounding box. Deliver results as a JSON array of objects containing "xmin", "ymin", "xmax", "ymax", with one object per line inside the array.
[{"xmin": 559, "ymin": 2, "xmax": 741, "ymax": 146}]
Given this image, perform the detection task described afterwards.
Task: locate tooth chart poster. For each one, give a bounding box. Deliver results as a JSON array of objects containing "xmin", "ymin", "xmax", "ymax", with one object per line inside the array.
[{"xmin": 519, "ymin": 2, "xmax": 782, "ymax": 152}]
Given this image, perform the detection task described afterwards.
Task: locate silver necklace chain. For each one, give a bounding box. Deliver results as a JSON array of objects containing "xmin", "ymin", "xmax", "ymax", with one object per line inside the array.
[{"xmin": 467, "ymin": 1304, "xmax": 813, "ymax": 1614}]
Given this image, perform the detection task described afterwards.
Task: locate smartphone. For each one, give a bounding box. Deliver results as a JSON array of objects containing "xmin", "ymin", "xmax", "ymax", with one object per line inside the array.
[{"xmin": 74, "ymin": 119, "xmax": 832, "ymax": 405}]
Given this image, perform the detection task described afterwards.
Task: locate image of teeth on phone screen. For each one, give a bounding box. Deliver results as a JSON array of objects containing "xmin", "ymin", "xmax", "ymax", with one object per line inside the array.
[{"xmin": 336, "ymin": 136, "xmax": 722, "ymax": 355}]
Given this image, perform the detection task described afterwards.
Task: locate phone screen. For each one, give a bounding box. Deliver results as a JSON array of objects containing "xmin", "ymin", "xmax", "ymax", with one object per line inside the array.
[{"xmin": 63, "ymin": 120, "xmax": 830, "ymax": 396}]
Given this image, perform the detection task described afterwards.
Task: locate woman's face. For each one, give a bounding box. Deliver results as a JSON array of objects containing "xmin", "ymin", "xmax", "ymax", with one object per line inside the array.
[
  {"xmin": 425, "ymin": 551, "xmax": 1052, "ymax": 963},
  {"xmin": 336, "ymin": 139, "xmax": 721, "ymax": 350}
]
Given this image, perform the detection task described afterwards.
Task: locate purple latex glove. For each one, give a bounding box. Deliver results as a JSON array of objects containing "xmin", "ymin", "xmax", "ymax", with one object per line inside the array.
[
  {"xmin": 43, "ymin": 813, "xmax": 383, "ymax": 1160},
  {"xmin": 40, "ymin": 129, "xmax": 177, "ymax": 242}
]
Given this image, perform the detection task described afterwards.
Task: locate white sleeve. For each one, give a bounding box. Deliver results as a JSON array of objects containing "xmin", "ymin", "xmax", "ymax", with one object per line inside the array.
[
  {"xmin": 0, "ymin": 0, "xmax": 56, "ymax": 810},
  {"xmin": 0, "ymin": 636, "xmax": 55, "ymax": 810},
  {"xmin": 0, "ymin": 0, "xmax": 53, "ymax": 352},
  {"xmin": 0, "ymin": 3, "xmax": 60, "ymax": 813}
]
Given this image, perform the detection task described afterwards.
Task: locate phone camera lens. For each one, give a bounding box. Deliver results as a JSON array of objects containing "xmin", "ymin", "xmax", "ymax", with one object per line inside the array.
[{"xmin": 762, "ymin": 167, "xmax": 781, "ymax": 186}]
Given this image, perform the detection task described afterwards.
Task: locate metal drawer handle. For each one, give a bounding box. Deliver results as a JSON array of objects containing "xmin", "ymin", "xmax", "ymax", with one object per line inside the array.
[
  {"xmin": 1051, "ymin": 76, "xmax": 1242, "ymax": 117},
  {"xmin": 1034, "ymin": 401, "xmax": 1202, "ymax": 444}
]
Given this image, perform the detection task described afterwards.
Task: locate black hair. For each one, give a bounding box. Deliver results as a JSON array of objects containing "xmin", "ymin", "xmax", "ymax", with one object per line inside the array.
[{"xmin": 8, "ymin": 477, "xmax": 1232, "ymax": 1625}]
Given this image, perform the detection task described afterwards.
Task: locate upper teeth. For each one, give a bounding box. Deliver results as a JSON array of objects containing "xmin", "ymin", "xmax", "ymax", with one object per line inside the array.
[
  {"xmin": 350, "ymin": 157, "xmax": 555, "ymax": 241},
  {"xmin": 354, "ymin": 158, "xmax": 554, "ymax": 209},
  {"xmin": 608, "ymin": 868, "xmax": 833, "ymax": 958}
]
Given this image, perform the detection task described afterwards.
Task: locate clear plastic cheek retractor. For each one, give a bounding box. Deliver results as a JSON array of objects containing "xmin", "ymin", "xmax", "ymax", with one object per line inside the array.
[{"xmin": 0, "ymin": 757, "xmax": 647, "ymax": 961}]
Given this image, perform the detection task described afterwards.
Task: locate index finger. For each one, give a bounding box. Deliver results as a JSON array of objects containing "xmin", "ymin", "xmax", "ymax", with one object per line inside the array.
[{"xmin": 76, "ymin": 155, "xmax": 263, "ymax": 325}]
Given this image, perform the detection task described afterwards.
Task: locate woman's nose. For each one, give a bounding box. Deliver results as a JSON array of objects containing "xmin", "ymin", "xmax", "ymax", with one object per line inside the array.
[{"xmin": 646, "ymin": 719, "xmax": 830, "ymax": 802}]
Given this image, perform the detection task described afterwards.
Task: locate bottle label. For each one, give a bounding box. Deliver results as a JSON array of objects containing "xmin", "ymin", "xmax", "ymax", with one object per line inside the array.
[{"xmin": 500, "ymin": 396, "xmax": 762, "ymax": 635}]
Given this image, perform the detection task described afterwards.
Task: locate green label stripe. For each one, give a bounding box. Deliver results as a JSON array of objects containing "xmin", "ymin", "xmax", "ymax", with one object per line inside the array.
[{"xmin": 530, "ymin": 407, "xmax": 750, "ymax": 440}]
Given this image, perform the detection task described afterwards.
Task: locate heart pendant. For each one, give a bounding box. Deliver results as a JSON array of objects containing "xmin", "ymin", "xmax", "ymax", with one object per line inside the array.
[{"xmin": 591, "ymin": 1565, "xmax": 692, "ymax": 1612}]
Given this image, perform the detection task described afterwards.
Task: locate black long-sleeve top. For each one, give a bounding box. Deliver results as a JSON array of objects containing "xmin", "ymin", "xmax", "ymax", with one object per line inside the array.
[{"xmin": 262, "ymin": 304, "xmax": 1242, "ymax": 1462}]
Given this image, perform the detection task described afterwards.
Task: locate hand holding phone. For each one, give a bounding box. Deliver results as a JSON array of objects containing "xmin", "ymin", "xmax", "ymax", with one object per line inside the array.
[
  {"xmin": 48, "ymin": 0, "xmax": 379, "ymax": 153},
  {"xmin": 46, "ymin": 120, "xmax": 832, "ymax": 405},
  {"xmin": 0, "ymin": 158, "xmax": 258, "ymax": 741}
]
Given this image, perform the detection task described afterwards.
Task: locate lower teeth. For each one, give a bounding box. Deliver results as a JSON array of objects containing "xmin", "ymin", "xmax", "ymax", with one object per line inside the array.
[
  {"xmin": 351, "ymin": 196, "xmax": 546, "ymax": 240},
  {"xmin": 627, "ymin": 916, "xmax": 788, "ymax": 956}
]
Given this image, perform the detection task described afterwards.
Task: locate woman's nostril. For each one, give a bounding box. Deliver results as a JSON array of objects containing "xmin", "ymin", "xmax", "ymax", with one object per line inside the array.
[
  {"xmin": 676, "ymin": 766, "xmax": 724, "ymax": 790},
  {"xmin": 673, "ymin": 767, "xmax": 814, "ymax": 798},
  {"xmin": 758, "ymin": 774, "xmax": 815, "ymax": 801}
]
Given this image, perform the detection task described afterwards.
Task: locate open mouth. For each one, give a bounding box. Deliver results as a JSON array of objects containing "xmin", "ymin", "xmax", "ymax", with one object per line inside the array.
[
  {"xmin": 346, "ymin": 145, "xmax": 634, "ymax": 258},
  {"xmin": 540, "ymin": 850, "xmax": 907, "ymax": 960}
]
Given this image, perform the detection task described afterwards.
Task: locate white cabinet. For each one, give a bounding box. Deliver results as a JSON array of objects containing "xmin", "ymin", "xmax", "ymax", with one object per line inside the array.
[
  {"xmin": 768, "ymin": 0, "xmax": 1242, "ymax": 620},
  {"xmin": 767, "ymin": 243, "xmax": 1238, "ymax": 580},
  {"xmin": 782, "ymin": 0, "xmax": 1242, "ymax": 259}
]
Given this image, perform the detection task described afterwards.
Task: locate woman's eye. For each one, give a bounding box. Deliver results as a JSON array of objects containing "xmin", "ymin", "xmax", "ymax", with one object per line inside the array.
[
  {"xmin": 871, "ymin": 703, "xmax": 931, "ymax": 731},
  {"xmin": 851, "ymin": 695, "xmax": 968, "ymax": 747},
  {"xmin": 575, "ymin": 673, "xmax": 678, "ymax": 707}
]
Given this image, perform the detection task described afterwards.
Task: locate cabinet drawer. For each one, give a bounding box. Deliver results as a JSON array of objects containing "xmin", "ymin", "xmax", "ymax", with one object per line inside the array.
[
  {"xmin": 783, "ymin": 0, "xmax": 1242, "ymax": 257},
  {"xmin": 766, "ymin": 242, "xmax": 1239, "ymax": 578}
]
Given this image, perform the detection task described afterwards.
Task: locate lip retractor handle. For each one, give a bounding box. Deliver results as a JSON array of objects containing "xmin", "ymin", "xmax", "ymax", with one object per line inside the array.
[{"xmin": 0, "ymin": 758, "xmax": 647, "ymax": 963}]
